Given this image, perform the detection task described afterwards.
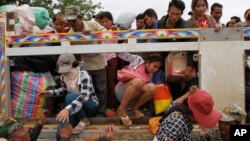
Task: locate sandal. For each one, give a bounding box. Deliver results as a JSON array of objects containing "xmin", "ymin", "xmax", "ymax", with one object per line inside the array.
[
  {"xmin": 117, "ymin": 109, "xmax": 132, "ymax": 126},
  {"xmin": 132, "ymin": 110, "xmax": 144, "ymax": 118},
  {"xmin": 72, "ymin": 121, "xmax": 90, "ymax": 134}
]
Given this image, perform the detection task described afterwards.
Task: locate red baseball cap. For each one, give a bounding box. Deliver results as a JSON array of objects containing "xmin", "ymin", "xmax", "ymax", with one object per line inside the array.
[{"xmin": 188, "ymin": 90, "xmax": 222, "ymax": 128}]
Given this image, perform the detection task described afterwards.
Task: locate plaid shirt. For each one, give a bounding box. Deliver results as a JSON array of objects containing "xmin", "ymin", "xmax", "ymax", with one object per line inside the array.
[
  {"xmin": 155, "ymin": 103, "xmax": 193, "ymax": 141},
  {"xmin": 48, "ymin": 70, "xmax": 98, "ymax": 115}
]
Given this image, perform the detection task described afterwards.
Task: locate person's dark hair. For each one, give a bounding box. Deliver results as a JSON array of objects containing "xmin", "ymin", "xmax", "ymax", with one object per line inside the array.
[
  {"xmin": 143, "ymin": 8, "xmax": 158, "ymax": 20},
  {"xmin": 99, "ymin": 11, "xmax": 114, "ymax": 22},
  {"xmin": 144, "ymin": 53, "xmax": 163, "ymax": 64},
  {"xmin": 53, "ymin": 13, "xmax": 65, "ymax": 22},
  {"xmin": 168, "ymin": 0, "xmax": 185, "ymax": 13},
  {"xmin": 244, "ymin": 9, "xmax": 250, "ymax": 17},
  {"xmin": 231, "ymin": 16, "xmax": 241, "ymax": 23},
  {"xmin": 210, "ymin": 3, "xmax": 223, "ymax": 13},
  {"xmin": 136, "ymin": 13, "xmax": 144, "ymax": 20},
  {"xmin": 244, "ymin": 9, "xmax": 250, "ymax": 21},
  {"xmin": 72, "ymin": 54, "xmax": 81, "ymax": 68},
  {"xmin": 160, "ymin": 100, "xmax": 192, "ymax": 123},
  {"xmin": 226, "ymin": 21, "xmax": 230, "ymax": 27},
  {"xmin": 191, "ymin": 0, "xmax": 209, "ymax": 11},
  {"xmin": 188, "ymin": 11, "xmax": 193, "ymax": 16}
]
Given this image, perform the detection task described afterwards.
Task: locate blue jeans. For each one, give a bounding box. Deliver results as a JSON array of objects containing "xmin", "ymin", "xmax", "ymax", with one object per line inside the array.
[{"xmin": 56, "ymin": 92, "xmax": 97, "ymax": 141}]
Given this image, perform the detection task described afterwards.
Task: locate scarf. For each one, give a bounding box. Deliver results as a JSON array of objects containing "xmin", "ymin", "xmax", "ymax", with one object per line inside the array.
[{"xmin": 62, "ymin": 67, "xmax": 81, "ymax": 93}]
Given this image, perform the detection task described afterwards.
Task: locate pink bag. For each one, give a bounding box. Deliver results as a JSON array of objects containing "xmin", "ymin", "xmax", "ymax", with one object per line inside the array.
[{"xmin": 117, "ymin": 67, "xmax": 139, "ymax": 82}]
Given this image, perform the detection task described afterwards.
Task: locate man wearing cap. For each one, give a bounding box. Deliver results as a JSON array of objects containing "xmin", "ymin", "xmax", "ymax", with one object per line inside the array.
[
  {"xmin": 218, "ymin": 104, "xmax": 247, "ymax": 141},
  {"xmin": 64, "ymin": 6, "xmax": 108, "ymax": 118},
  {"xmin": 192, "ymin": 104, "xmax": 247, "ymax": 141}
]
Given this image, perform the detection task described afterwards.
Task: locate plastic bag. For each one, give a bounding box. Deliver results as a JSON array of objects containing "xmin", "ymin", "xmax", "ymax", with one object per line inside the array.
[
  {"xmin": 31, "ymin": 7, "xmax": 50, "ymax": 29},
  {"xmin": 14, "ymin": 4, "xmax": 41, "ymax": 34},
  {"xmin": 165, "ymin": 52, "xmax": 188, "ymax": 83},
  {"xmin": 0, "ymin": 5, "xmax": 16, "ymax": 12},
  {"xmin": 154, "ymin": 85, "xmax": 172, "ymax": 115},
  {"xmin": 149, "ymin": 116, "xmax": 162, "ymax": 134},
  {"xmin": 11, "ymin": 71, "xmax": 56, "ymax": 118},
  {"xmin": 115, "ymin": 12, "xmax": 136, "ymax": 29}
]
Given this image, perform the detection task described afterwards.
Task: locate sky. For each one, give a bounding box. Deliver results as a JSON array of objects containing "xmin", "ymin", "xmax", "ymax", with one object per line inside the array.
[{"xmin": 92, "ymin": 0, "xmax": 249, "ymax": 28}]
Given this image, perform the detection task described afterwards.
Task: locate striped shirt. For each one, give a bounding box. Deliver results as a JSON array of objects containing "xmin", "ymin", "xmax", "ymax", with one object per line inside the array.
[{"xmin": 48, "ymin": 70, "xmax": 98, "ymax": 115}]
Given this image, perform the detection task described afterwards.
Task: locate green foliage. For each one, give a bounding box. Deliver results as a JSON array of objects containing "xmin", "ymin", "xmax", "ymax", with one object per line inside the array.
[
  {"xmin": 30, "ymin": 0, "xmax": 54, "ymax": 19},
  {"xmin": 0, "ymin": 0, "xmax": 102, "ymax": 20},
  {"xmin": 0, "ymin": 0, "xmax": 16, "ymax": 5},
  {"xmin": 54, "ymin": 0, "xmax": 102, "ymax": 20}
]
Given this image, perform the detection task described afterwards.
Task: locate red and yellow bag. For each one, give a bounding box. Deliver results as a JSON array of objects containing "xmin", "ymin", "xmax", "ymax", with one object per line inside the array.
[{"xmin": 154, "ymin": 85, "xmax": 172, "ymax": 115}]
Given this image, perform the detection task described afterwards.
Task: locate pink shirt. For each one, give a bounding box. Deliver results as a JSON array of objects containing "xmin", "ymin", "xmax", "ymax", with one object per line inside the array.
[
  {"xmin": 115, "ymin": 53, "xmax": 150, "ymax": 89},
  {"xmin": 103, "ymin": 40, "xmax": 118, "ymax": 62}
]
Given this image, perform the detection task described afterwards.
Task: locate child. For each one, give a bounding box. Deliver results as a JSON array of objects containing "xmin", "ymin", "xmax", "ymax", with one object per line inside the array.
[
  {"xmin": 188, "ymin": 0, "xmax": 221, "ymax": 31},
  {"xmin": 52, "ymin": 13, "xmax": 69, "ymax": 33}
]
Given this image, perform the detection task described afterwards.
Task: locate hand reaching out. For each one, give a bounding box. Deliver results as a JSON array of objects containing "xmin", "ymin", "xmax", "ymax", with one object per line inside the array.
[
  {"xmin": 56, "ymin": 108, "xmax": 69, "ymax": 123},
  {"xmin": 85, "ymin": 124, "xmax": 117, "ymax": 141},
  {"xmin": 174, "ymin": 86, "xmax": 199, "ymax": 104},
  {"xmin": 103, "ymin": 124, "xmax": 117, "ymax": 139},
  {"xmin": 214, "ymin": 23, "xmax": 222, "ymax": 32},
  {"xmin": 39, "ymin": 91, "xmax": 49, "ymax": 97},
  {"xmin": 188, "ymin": 86, "xmax": 199, "ymax": 95},
  {"xmin": 111, "ymin": 25, "xmax": 118, "ymax": 31},
  {"xmin": 83, "ymin": 30, "xmax": 91, "ymax": 35}
]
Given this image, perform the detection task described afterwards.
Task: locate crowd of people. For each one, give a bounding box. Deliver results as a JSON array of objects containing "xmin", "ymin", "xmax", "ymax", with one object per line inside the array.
[{"xmin": 0, "ymin": 0, "xmax": 250, "ymax": 140}]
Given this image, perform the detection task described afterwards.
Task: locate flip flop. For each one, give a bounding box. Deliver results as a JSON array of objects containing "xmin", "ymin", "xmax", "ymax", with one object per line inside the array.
[
  {"xmin": 72, "ymin": 121, "xmax": 90, "ymax": 134},
  {"xmin": 117, "ymin": 109, "xmax": 132, "ymax": 126}
]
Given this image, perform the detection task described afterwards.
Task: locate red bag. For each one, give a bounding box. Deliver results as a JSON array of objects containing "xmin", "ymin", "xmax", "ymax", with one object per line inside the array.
[{"xmin": 117, "ymin": 67, "xmax": 139, "ymax": 82}]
